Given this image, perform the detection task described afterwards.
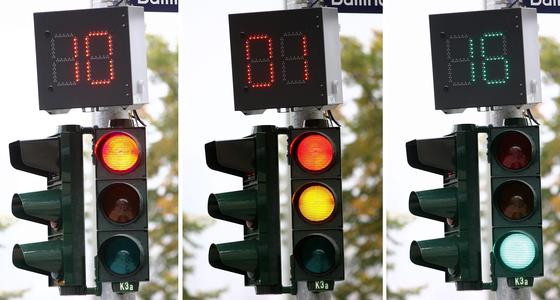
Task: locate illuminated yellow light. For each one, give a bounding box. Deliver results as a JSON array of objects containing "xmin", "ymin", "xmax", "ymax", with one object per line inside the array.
[
  {"xmin": 99, "ymin": 133, "xmax": 140, "ymax": 173},
  {"xmin": 297, "ymin": 185, "xmax": 335, "ymax": 223}
]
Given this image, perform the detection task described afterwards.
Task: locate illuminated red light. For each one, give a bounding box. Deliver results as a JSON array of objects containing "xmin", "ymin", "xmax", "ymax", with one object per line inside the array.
[
  {"xmin": 95, "ymin": 132, "xmax": 141, "ymax": 174},
  {"xmin": 245, "ymin": 34, "xmax": 275, "ymax": 88},
  {"xmin": 291, "ymin": 133, "xmax": 334, "ymax": 172},
  {"xmin": 85, "ymin": 31, "xmax": 115, "ymax": 86}
]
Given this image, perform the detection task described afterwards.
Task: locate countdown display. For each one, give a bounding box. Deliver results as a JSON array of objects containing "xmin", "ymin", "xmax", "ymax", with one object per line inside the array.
[
  {"xmin": 34, "ymin": 7, "xmax": 148, "ymax": 113},
  {"xmin": 229, "ymin": 8, "xmax": 342, "ymax": 115},
  {"xmin": 429, "ymin": 8, "xmax": 541, "ymax": 113}
]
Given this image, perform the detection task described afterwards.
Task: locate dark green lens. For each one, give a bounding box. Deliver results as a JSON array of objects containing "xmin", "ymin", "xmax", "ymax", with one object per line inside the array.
[
  {"xmin": 296, "ymin": 235, "xmax": 336, "ymax": 274},
  {"xmin": 100, "ymin": 236, "xmax": 141, "ymax": 276}
]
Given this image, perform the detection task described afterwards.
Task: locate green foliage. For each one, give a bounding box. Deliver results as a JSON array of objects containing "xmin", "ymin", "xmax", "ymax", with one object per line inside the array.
[
  {"xmin": 137, "ymin": 34, "xmax": 179, "ymax": 300},
  {"xmin": 332, "ymin": 32, "xmax": 383, "ymax": 300},
  {"xmin": 0, "ymin": 291, "xmax": 25, "ymax": 300},
  {"xmin": 533, "ymin": 36, "xmax": 560, "ymax": 299}
]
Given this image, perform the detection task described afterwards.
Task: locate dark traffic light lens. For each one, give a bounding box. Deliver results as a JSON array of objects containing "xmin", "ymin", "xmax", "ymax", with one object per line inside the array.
[
  {"xmin": 99, "ymin": 236, "xmax": 142, "ymax": 276},
  {"xmin": 494, "ymin": 131, "xmax": 532, "ymax": 170},
  {"xmin": 494, "ymin": 181, "xmax": 534, "ymax": 221},
  {"xmin": 99, "ymin": 183, "xmax": 141, "ymax": 224},
  {"xmin": 291, "ymin": 133, "xmax": 334, "ymax": 172},
  {"xmin": 295, "ymin": 235, "xmax": 337, "ymax": 274}
]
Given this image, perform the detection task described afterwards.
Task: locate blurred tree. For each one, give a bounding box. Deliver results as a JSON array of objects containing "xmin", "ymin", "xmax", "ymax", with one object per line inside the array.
[
  {"xmin": 332, "ymin": 32, "xmax": 383, "ymax": 299},
  {"xmin": 0, "ymin": 291, "xmax": 24, "ymax": 300},
  {"xmin": 533, "ymin": 36, "xmax": 560, "ymax": 299},
  {"xmin": 137, "ymin": 35, "xmax": 178, "ymax": 300}
]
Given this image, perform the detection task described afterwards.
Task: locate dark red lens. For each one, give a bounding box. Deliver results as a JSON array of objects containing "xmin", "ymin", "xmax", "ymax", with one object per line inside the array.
[{"xmin": 495, "ymin": 131, "xmax": 532, "ymax": 170}]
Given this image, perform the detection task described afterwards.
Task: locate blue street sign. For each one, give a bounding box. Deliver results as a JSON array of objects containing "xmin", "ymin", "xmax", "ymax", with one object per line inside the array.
[
  {"xmin": 324, "ymin": 0, "xmax": 382, "ymax": 13},
  {"xmin": 525, "ymin": 0, "xmax": 560, "ymax": 13},
  {"xmin": 130, "ymin": 0, "xmax": 178, "ymax": 13}
]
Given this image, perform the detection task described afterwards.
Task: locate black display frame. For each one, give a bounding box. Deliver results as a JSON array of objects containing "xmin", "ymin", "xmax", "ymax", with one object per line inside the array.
[
  {"xmin": 430, "ymin": 9, "xmax": 527, "ymax": 111},
  {"xmin": 34, "ymin": 7, "xmax": 135, "ymax": 111},
  {"xmin": 229, "ymin": 8, "xmax": 330, "ymax": 113}
]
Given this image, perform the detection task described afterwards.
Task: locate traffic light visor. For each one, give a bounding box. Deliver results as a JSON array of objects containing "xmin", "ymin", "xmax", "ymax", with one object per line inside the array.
[
  {"xmin": 12, "ymin": 241, "xmax": 63, "ymax": 275},
  {"xmin": 95, "ymin": 132, "xmax": 141, "ymax": 174},
  {"xmin": 410, "ymin": 238, "xmax": 459, "ymax": 271},
  {"xmin": 208, "ymin": 241, "xmax": 259, "ymax": 275}
]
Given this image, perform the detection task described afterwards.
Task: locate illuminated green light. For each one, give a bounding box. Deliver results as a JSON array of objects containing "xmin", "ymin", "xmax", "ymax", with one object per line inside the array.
[{"xmin": 499, "ymin": 233, "xmax": 536, "ymax": 270}]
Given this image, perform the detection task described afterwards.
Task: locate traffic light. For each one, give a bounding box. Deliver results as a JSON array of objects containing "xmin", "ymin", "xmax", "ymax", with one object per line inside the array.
[
  {"xmin": 10, "ymin": 125, "xmax": 86, "ymax": 295},
  {"xmin": 407, "ymin": 124, "xmax": 483, "ymax": 290},
  {"xmin": 94, "ymin": 123, "xmax": 149, "ymax": 290},
  {"xmin": 488, "ymin": 118, "xmax": 543, "ymax": 287},
  {"xmin": 206, "ymin": 125, "xmax": 282, "ymax": 294},
  {"xmin": 289, "ymin": 120, "xmax": 344, "ymax": 287}
]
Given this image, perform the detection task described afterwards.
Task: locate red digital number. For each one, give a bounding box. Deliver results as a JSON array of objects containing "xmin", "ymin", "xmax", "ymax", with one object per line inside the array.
[
  {"xmin": 85, "ymin": 31, "xmax": 115, "ymax": 86},
  {"xmin": 245, "ymin": 34, "xmax": 275, "ymax": 88},
  {"xmin": 51, "ymin": 31, "xmax": 115, "ymax": 87},
  {"xmin": 244, "ymin": 32, "xmax": 309, "ymax": 89}
]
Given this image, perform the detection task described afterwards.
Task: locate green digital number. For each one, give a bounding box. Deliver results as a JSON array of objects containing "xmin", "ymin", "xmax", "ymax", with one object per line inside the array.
[
  {"xmin": 481, "ymin": 32, "xmax": 510, "ymax": 85},
  {"xmin": 446, "ymin": 31, "xmax": 510, "ymax": 87}
]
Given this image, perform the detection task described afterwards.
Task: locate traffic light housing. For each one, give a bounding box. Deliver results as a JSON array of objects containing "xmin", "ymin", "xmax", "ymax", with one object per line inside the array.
[
  {"xmin": 289, "ymin": 121, "xmax": 344, "ymax": 285},
  {"xmin": 10, "ymin": 125, "xmax": 86, "ymax": 295},
  {"xmin": 488, "ymin": 118, "xmax": 543, "ymax": 286},
  {"xmin": 206, "ymin": 125, "xmax": 282, "ymax": 294},
  {"xmin": 94, "ymin": 125, "xmax": 149, "ymax": 286},
  {"xmin": 407, "ymin": 124, "xmax": 483, "ymax": 290}
]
